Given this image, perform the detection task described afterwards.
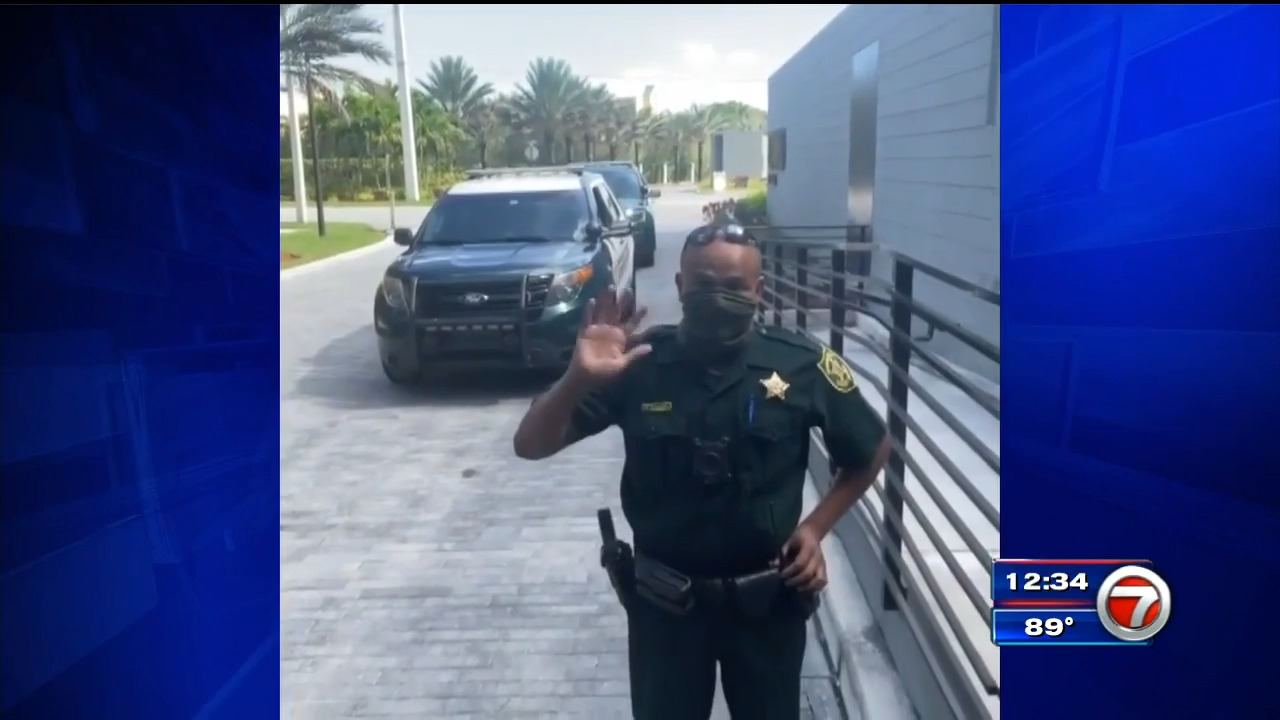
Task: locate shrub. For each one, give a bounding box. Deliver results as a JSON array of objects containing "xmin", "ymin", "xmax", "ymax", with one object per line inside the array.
[{"xmin": 736, "ymin": 189, "xmax": 767, "ymax": 225}]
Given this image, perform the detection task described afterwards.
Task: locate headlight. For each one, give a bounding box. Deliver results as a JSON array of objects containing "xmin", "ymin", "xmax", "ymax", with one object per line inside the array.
[
  {"xmin": 381, "ymin": 275, "xmax": 408, "ymax": 308},
  {"xmin": 626, "ymin": 207, "xmax": 645, "ymax": 221},
  {"xmin": 548, "ymin": 265, "xmax": 594, "ymax": 305}
]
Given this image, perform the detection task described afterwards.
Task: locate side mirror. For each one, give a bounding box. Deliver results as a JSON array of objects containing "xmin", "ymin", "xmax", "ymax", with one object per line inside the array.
[
  {"xmin": 648, "ymin": 188, "xmax": 662, "ymax": 199},
  {"xmin": 393, "ymin": 228, "xmax": 414, "ymax": 246}
]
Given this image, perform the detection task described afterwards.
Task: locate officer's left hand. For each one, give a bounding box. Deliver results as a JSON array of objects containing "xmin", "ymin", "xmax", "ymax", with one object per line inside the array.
[{"xmin": 779, "ymin": 524, "xmax": 827, "ymax": 593}]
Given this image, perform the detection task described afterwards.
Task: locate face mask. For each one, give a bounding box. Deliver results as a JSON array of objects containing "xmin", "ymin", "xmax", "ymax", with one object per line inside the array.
[{"xmin": 679, "ymin": 288, "xmax": 757, "ymax": 358}]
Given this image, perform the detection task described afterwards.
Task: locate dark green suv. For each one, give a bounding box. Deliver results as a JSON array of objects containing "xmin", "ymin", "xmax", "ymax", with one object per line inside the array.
[
  {"xmin": 572, "ymin": 161, "xmax": 659, "ymax": 267},
  {"xmin": 375, "ymin": 167, "xmax": 636, "ymax": 384}
]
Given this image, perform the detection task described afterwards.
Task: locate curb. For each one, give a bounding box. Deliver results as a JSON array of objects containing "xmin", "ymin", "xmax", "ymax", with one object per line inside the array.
[
  {"xmin": 803, "ymin": 478, "xmax": 916, "ymax": 720},
  {"xmin": 281, "ymin": 233, "xmax": 394, "ymax": 281}
]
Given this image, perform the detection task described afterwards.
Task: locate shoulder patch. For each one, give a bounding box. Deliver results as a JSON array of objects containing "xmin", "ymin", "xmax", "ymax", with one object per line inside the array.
[{"xmin": 817, "ymin": 346, "xmax": 858, "ymax": 393}]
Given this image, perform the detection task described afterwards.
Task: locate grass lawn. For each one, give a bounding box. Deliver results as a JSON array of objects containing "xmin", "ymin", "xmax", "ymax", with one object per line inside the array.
[{"xmin": 280, "ymin": 222, "xmax": 387, "ymax": 268}]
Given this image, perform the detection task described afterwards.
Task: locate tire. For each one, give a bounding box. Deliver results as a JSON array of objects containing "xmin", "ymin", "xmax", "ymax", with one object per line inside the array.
[
  {"xmin": 620, "ymin": 273, "xmax": 638, "ymax": 323},
  {"xmin": 381, "ymin": 359, "xmax": 419, "ymax": 386},
  {"xmin": 637, "ymin": 230, "xmax": 656, "ymax": 268}
]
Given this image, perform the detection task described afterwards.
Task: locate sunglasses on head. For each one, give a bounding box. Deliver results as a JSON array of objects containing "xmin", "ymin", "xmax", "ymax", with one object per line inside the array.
[{"xmin": 683, "ymin": 223, "xmax": 758, "ymax": 248}]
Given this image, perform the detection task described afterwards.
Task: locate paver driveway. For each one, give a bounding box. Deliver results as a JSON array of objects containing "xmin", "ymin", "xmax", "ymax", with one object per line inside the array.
[{"xmin": 280, "ymin": 196, "xmax": 842, "ymax": 719}]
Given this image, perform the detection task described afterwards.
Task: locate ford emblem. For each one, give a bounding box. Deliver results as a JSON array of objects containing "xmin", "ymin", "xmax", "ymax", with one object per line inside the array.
[{"xmin": 460, "ymin": 292, "xmax": 488, "ymax": 305}]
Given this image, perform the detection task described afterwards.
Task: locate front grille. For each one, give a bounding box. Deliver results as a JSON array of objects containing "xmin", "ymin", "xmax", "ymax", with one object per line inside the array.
[
  {"xmin": 415, "ymin": 279, "xmax": 524, "ymax": 319},
  {"xmin": 524, "ymin": 273, "xmax": 553, "ymax": 322}
]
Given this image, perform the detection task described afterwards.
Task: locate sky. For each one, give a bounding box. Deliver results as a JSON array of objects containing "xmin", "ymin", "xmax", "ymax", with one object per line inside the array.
[{"xmin": 281, "ymin": 4, "xmax": 848, "ymax": 116}]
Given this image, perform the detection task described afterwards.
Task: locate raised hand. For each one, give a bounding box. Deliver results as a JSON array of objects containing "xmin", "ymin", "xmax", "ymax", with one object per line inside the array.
[{"xmin": 570, "ymin": 286, "xmax": 651, "ymax": 385}]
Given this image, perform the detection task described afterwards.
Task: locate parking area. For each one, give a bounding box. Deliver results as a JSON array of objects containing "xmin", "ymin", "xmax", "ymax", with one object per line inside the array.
[{"xmin": 280, "ymin": 195, "xmax": 842, "ymax": 719}]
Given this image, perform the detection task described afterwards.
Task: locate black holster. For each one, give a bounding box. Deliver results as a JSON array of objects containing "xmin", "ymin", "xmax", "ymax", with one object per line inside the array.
[{"xmin": 597, "ymin": 509, "xmax": 635, "ymax": 609}]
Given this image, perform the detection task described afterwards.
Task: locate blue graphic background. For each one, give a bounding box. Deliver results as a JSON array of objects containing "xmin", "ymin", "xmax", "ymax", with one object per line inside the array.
[
  {"xmin": 1002, "ymin": 5, "xmax": 1280, "ymax": 718},
  {"xmin": 0, "ymin": 7, "xmax": 279, "ymax": 718}
]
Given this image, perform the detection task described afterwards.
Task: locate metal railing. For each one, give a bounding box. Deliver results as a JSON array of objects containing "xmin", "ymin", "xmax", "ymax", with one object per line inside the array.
[{"xmin": 752, "ymin": 224, "xmax": 1000, "ymax": 720}]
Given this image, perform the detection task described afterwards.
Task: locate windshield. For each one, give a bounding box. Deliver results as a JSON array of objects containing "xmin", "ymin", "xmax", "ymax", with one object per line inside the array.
[
  {"xmin": 418, "ymin": 190, "xmax": 589, "ymax": 244},
  {"xmin": 588, "ymin": 166, "xmax": 643, "ymax": 201}
]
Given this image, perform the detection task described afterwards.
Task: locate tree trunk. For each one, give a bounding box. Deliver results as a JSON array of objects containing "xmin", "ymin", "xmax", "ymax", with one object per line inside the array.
[
  {"xmin": 543, "ymin": 131, "xmax": 555, "ymax": 165},
  {"xmin": 609, "ymin": 142, "xmax": 618, "ymax": 161},
  {"xmin": 304, "ymin": 58, "xmax": 326, "ymax": 236},
  {"xmin": 564, "ymin": 133, "xmax": 574, "ymax": 163},
  {"xmin": 478, "ymin": 139, "xmax": 488, "ymax": 168},
  {"xmin": 633, "ymin": 142, "xmax": 640, "ymax": 165},
  {"xmin": 584, "ymin": 133, "xmax": 592, "ymax": 161},
  {"xmin": 696, "ymin": 140, "xmax": 705, "ymax": 182}
]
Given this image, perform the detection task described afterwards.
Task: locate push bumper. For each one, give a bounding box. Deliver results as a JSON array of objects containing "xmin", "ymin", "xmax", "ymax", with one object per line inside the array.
[{"xmin": 375, "ymin": 299, "xmax": 584, "ymax": 373}]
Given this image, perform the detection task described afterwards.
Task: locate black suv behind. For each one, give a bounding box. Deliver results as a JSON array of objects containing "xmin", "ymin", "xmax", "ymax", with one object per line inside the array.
[{"xmin": 571, "ymin": 161, "xmax": 659, "ymax": 267}]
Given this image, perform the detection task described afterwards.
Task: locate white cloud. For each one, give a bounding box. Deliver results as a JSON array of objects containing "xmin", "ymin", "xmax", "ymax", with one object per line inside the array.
[
  {"xmin": 725, "ymin": 50, "xmax": 759, "ymax": 67},
  {"xmin": 680, "ymin": 42, "xmax": 718, "ymax": 69},
  {"xmin": 621, "ymin": 66, "xmax": 662, "ymax": 80}
]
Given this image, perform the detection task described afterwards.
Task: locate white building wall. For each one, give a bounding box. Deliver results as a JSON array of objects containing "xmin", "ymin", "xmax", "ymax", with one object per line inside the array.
[
  {"xmin": 768, "ymin": 4, "xmax": 1000, "ymax": 381},
  {"xmin": 719, "ymin": 131, "xmax": 767, "ymax": 179}
]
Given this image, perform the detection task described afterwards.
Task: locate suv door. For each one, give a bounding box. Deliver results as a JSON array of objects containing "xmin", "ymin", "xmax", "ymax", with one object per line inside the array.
[{"xmin": 590, "ymin": 181, "xmax": 635, "ymax": 302}]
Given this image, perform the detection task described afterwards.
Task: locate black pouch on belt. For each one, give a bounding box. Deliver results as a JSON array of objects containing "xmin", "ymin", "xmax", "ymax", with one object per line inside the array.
[
  {"xmin": 730, "ymin": 569, "xmax": 784, "ymax": 620},
  {"xmin": 634, "ymin": 554, "xmax": 695, "ymax": 617}
]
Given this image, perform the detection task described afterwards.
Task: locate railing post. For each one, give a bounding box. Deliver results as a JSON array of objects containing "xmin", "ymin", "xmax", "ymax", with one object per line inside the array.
[
  {"xmin": 795, "ymin": 246, "xmax": 808, "ymax": 332},
  {"xmin": 882, "ymin": 256, "xmax": 914, "ymax": 611},
  {"xmin": 772, "ymin": 242, "xmax": 784, "ymax": 327},
  {"xmin": 829, "ymin": 245, "xmax": 845, "ymax": 357}
]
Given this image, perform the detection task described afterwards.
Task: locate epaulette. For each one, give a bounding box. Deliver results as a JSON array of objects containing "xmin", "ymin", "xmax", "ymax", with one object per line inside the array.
[{"xmin": 756, "ymin": 324, "xmax": 822, "ymax": 355}]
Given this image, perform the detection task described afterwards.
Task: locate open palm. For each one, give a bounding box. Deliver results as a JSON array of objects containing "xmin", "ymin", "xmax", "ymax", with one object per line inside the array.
[{"xmin": 572, "ymin": 288, "xmax": 651, "ymax": 382}]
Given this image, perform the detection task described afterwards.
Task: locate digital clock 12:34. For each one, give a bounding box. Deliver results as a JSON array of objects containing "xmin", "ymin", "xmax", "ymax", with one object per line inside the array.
[{"xmin": 1007, "ymin": 572, "xmax": 1089, "ymax": 592}]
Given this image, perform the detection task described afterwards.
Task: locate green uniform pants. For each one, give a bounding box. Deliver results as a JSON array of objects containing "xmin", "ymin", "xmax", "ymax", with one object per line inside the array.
[{"xmin": 627, "ymin": 596, "xmax": 808, "ymax": 720}]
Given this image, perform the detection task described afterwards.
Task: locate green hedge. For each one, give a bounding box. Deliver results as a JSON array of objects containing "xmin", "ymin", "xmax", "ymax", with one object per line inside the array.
[
  {"xmin": 737, "ymin": 189, "xmax": 767, "ymax": 224},
  {"xmin": 281, "ymin": 158, "xmax": 465, "ymax": 202}
]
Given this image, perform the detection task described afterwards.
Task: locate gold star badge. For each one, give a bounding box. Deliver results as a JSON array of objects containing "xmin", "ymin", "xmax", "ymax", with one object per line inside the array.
[{"xmin": 760, "ymin": 372, "xmax": 790, "ymax": 400}]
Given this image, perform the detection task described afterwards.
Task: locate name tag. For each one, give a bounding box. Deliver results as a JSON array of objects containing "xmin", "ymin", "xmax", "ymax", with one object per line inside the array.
[{"xmin": 641, "ymin": 401, "xmax": 672, "ymax": 413}]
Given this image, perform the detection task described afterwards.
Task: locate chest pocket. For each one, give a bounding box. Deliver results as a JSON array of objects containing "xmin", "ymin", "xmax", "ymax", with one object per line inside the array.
[
  {"xmin": 624, "ymin": 411, "xmax": 691, "ymax": 489},
  {"xmin": 738, "ymin": 394, "xmax": 809, "ymax": 489}
]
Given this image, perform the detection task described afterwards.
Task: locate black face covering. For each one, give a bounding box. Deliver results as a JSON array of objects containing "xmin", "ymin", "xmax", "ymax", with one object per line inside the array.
[{"xmin": 678, "ymin": 288, "xmax": 758, "ymax": 361}]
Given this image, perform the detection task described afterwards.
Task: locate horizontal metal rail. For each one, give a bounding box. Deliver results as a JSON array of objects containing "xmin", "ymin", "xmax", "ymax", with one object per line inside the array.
[{"xmin": 754, "ymin": 224, "xmax": 1000, "ymax": 720}]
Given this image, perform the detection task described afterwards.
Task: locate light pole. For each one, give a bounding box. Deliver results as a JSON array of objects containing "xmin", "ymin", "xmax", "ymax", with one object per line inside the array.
[{"xmin": 393, "ymin": 4, "xmax": 420, "ymax": 203}]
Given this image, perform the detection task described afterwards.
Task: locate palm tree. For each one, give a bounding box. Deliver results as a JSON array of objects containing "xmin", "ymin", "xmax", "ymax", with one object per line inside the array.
[
  {"xmin": 419, "ymin": 56, "xmax": 494, "ymax": 122},
  {"xmin": 510, "ymin": 58, "xmax": 585, "ymax": 165},
  {"xmin": 419, "ymin": 56, "xmax": 494, "ymax": 168},
  {"xmin": 408, "ymin": 88, "xmax": 465, "ymax": 175},
  {"xmin": 280, "ymin": 3, "xmax": 390, "ymax": 235},
  {"xmin": 466, "ymin": 99, "xmax": 501, "ymax": 168}
]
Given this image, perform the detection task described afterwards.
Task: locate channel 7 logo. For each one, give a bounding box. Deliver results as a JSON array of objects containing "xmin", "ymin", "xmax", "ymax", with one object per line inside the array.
[{"xmin": 1096, "ymin": 565, "xmax": 1172, "ymax": 642}]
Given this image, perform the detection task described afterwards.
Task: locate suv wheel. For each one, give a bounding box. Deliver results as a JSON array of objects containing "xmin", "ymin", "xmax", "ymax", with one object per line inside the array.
[{"xmin": 382, "ymin": 359, "xmax": 419, "ymax": 386}]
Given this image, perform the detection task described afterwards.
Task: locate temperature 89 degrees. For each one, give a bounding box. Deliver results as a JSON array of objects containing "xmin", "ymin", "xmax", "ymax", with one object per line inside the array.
[
  {"xmin": 991, "ymin": 609, "xmax": 1121, "ymax": 646},
  {"xmin": 1025, "ymin": 616, "xmax": 1073, "ymax": 637}
]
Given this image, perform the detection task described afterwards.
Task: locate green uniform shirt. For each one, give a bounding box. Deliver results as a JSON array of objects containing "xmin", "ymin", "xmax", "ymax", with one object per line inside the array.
[{"xmin": 570, "ymin": 324, "xmax": 886, "ymax": 576}]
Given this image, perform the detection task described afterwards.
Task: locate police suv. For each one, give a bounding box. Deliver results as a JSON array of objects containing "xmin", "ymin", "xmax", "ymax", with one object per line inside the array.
[{"xmin": 375, "ymin": 166, "xmax": 636, "ymax": 384}]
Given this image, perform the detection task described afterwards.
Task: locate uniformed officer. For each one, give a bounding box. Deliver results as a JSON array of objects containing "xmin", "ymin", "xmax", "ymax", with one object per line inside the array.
[{"xmin": 513, "ymin": 223, "xmax": 890, "ymax": 720}]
